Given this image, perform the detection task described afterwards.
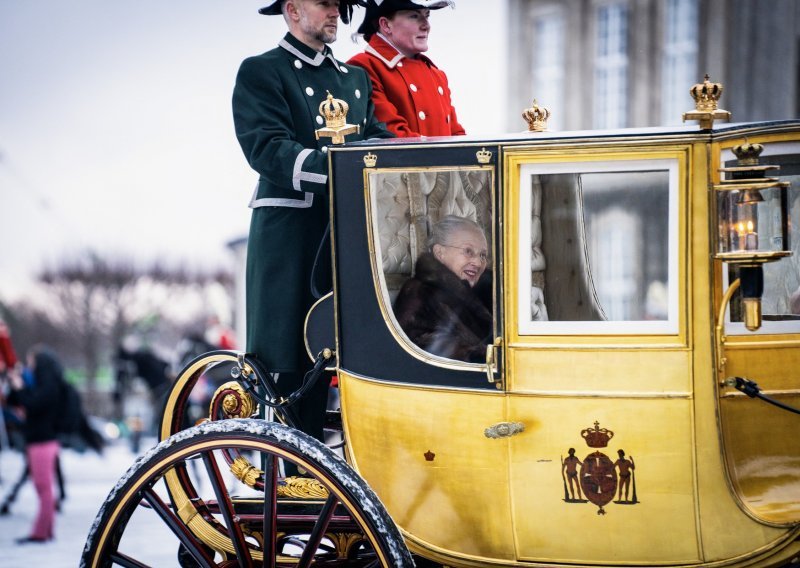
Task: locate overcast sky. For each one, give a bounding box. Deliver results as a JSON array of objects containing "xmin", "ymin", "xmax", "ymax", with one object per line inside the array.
[{"xmin": 0, "ymin": 1, "xmax": 507, "ymax": 301}]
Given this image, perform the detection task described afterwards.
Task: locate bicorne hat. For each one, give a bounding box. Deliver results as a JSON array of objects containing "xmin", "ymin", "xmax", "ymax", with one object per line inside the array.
[
  {"xmin": 356, "ymin": 0, "xmax": 455, "ymax": 36},
  {"xmin": 258, "ymin": 0, "xmax": 363, "ymax": 25}
]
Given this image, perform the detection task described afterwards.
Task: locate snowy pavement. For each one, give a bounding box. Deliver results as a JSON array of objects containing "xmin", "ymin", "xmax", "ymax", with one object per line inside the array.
[{"xmin": 0, "ymin": 439, "xmax": 157, "ymax": 567}]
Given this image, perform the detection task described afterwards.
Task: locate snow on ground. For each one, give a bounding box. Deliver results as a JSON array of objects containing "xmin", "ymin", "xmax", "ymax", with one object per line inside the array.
[{"xmin": 0, "ymin": 439, "xmax": 163, "ymax": 567}]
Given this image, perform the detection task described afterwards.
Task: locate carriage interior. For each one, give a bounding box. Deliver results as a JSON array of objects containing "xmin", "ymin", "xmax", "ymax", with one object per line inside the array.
[{"xmin": 367, "ymin": 164, "xmax": 675, "ymax": 363}]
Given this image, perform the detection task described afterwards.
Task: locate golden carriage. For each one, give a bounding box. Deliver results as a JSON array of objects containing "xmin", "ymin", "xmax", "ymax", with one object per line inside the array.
[{"xmin": 82, "ymin": 79, "xmax": 800, "ymax": 567}]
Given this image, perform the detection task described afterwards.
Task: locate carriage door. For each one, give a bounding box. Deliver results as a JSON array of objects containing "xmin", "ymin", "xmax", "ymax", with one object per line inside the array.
[{"xmin": 502, "ymin": 147, "xmax": 702, "ymax": 564}]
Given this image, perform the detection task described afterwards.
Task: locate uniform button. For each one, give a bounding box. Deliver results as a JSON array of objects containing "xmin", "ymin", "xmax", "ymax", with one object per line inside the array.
[
  {"xmin": 355, "ymin": 89, "xmax": 361, "ymax": 99},
  {"xmin": 397, "ymin": 61, "xmax": 403, "ymax": 67},
  {"xmin": 305, "ymin": 87, "xmax": 314, "ymax": 96},
  {"xmin": 294, "ymin": 59, "xmax": 302, "ymax": 69},
  {"xmin": 363, "ymin": 118, "xmax": 367, "ymax": 124},
  {"xmin": 418, "ymin": 111, "xmax": 426, "ymax": 120},
  {"xmin": 410, "ymin": 84, "xmax": 418, "ymax": 92},
  {"xmin": 316, "ymin": 115, "xmax": 324, "ymax": 125},
  {"xmin": 438, "ymin": 86, "xmax": 444, "ymax": 95},
  {"xmin": 341, "ymin": 66, "xmax": 349, "ymax": 73},
  {"xmin": 322, "ymin": 146, "xmax": 328, "ymax": 153},
  {"xmin": 446, "ymin": 116, "xmax": 450, "ymax": 122}
]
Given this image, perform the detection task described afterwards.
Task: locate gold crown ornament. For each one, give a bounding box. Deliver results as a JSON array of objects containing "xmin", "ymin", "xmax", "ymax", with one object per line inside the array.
[
  {"xmin": 363, "ymin": 152, "xmax": 378, "ymax": 168},
  {"xmin": 718, "ymin": 141, "xmax": 779, "ymax": 185},
  {"xmin": 522, "ymin": 99, "xmax": 551, "ymax": 132},
  {"xmin": 316, "ymin": 91, "xmax": 360, "ymax": 145},
  {"xmin": 682, "ymin": 74, "xmax": 731, "ymax": 129},
  {"xmin": 732, "ymin": 141, "xmax": 764, "ymax": 166},
  {"xmin": 476, "ymin": 147, "xmax": 492, "ymax": 164}
]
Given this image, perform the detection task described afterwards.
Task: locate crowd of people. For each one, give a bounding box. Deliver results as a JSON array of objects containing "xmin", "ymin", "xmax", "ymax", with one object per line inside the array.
[
  {"xmin": 0, "ymin": 314, "xmax": 236, "ymax": 545},
  {"xmin": 0, "ymin": 322, "xmax": 104, "ymax": 544}
]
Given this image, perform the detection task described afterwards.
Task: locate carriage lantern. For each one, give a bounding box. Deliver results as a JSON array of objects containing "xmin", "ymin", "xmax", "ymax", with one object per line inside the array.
[{"xmin": 714, "ymin": 141, "xmax": 791, "ymax": 330}]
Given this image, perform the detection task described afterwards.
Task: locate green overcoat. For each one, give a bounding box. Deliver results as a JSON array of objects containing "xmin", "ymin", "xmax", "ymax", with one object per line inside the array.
[{"xmin": 233, "ymin": 33, "xmax": 391, "ymax": 373}]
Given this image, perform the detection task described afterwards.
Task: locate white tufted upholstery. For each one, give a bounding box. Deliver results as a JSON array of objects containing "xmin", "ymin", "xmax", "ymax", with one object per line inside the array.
[
  {"xmin": 373, "ymin": 172, "xmax": 414, "ymax": 276},
  {"xmin": 531, "ymin": 285, "xmax": 549, "ymax": 321},
  {"xmin": 372, "ymin": 170, "xmax": 492, "ymax": 299},
  {"xmin": 371, "ymin": 169, "xmax": 550, "ymax": 320},
  {"xmin": 529, "ymin": 176, "xmax": 548, "ymax": 320}
]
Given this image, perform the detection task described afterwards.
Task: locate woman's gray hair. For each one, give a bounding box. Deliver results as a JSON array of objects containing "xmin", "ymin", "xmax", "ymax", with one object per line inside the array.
[{"xmin": 426, "ymin": 215, "xmax": 485, "ymax": 251}]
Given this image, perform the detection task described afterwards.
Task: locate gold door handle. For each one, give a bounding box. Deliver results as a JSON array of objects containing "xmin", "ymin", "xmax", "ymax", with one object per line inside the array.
[
  {"xmin": 484, "ymin": 422, "xmax": 525, "ymax": 439},
  {"xmin": 485, "ymin": 337, "xmax": 503, "ymax": 386}
]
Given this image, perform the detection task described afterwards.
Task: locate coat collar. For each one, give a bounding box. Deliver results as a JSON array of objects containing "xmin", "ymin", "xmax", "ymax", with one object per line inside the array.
[
  {"xmin": 365, "ymin": 33, "xmax": 436, "ymax": 70},
  {"xmin": 412, "ymin": 252, "xmax": 493, "ymax": 324},
  {"xmin": 279, "ymin": 32, "xmax": 343, "ymax": 71},
  {"xmin": 415, "ymin": 253, "xmax": 471, "ymax": 292}
]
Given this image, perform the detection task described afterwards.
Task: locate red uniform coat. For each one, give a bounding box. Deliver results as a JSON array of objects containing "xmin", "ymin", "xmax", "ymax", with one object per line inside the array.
[{"xmin": 348, "ymin": 34, "xmax": 465, "ymax": 138}]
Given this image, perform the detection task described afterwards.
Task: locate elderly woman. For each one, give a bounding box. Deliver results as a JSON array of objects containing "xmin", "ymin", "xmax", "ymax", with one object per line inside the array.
[
  {"xmin": 393, "ymin": 216, "xmax": 492, "ymax": 362},
  {"xmin": 348, "ymin": 0, "xmax": 465, "ymax": 138}
]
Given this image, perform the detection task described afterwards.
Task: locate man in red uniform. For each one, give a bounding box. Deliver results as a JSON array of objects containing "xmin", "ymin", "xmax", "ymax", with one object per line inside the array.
[{"xmin": 348, "ymin": 0, "xmax": 465, "ymax": 138}]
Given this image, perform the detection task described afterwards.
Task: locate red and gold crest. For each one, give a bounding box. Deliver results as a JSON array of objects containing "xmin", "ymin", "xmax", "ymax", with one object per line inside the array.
[{"xmin": 561, "ymin": 421, "xmax": 638, "ymax": 515}]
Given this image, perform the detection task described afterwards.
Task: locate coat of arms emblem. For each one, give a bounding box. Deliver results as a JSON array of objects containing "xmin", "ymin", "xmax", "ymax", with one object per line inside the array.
[{"xmin": 561, "ymin": 421, "xmax": 638, "ymax": 515}]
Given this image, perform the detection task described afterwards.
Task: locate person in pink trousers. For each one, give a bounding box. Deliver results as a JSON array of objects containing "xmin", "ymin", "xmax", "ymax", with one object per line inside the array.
[{"xmin": 6, "ymin": 346, "xmax": 64, "ymax": 544}]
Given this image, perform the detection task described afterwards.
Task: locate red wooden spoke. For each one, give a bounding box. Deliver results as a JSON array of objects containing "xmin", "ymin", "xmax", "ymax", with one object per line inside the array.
[
  {"xmin": 201, "ymin": 450, "xmax": 254, "ymax": 567},
  {"xmin": 297, "ymin": 493, "xmax": 338, "ymax": 568},
  {"xmin": 142, "ymin": 486, "xmax": 216, "ymax": 567},
  {"xmin": 261, "ymin": 455, "xmax": 278, "ymax": 568}
]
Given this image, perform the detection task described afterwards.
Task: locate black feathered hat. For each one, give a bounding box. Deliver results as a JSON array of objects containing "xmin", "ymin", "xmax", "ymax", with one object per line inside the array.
[
  {"xmin": 259, "ymin": 0, "xmax": 364, "ymax": 25},
  {"xmin": 356, "ymin": 0, "xmax": 454, "ymax": 37}
]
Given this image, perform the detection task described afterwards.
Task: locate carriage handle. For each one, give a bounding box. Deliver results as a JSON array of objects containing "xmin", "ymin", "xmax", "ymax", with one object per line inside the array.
[{"xmin": 485, "ymin": 337, "xmax": 503, "ymax": 388}]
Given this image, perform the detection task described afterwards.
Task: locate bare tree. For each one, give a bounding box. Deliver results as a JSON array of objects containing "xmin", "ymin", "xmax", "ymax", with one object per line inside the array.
[{"xmin": 32, "ymin": 250, "xmax": 233, "ymax": 412}]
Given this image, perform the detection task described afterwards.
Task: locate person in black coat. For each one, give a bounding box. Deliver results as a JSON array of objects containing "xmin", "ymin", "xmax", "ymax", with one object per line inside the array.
[
  {"xmin": 393, "ymin": 216, "xmax": 492, "ymax": 362},
  {"xmin": 233, "ymin": 0, "xmax": 392, "ymax": 443},
  {"xmin": 6, "ymin": 346, "xmax": 64, "ymax": 543}
]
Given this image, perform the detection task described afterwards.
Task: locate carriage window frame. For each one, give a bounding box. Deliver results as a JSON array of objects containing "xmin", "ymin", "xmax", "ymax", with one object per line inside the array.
[
  {"xmin": 517, "ymin": 158, "xmax": 680, "ymax": 336},
  {"xmin": 722, "ymin": 140, "xmax": 800, "ymax": 336},
  {"xmin": 363, "ymin": 165, "xmax": 497, "ymax": 370}
]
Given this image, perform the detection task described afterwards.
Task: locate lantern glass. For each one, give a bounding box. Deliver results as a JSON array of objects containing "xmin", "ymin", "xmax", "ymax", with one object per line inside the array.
[{"xmin": 716, "ymin": 184, "xmax": 789, "ymax": 256}]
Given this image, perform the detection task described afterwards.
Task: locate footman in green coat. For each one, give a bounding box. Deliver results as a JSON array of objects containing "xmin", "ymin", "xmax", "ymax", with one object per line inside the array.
[{"xmin": 232, "ymin": 0, "xmax": 392, "ymax": 442}]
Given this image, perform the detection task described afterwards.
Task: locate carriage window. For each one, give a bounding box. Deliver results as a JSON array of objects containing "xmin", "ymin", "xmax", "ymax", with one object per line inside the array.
[
  {"xmin": 367, "ymin": 167, "xmax": 494, "ymax": 363},
  {"xmin": 518, "ymin": 159, "xmax": 679, "ymax": 335},
  {"xmin": 726, "ymin": 147, "xmax": 800, "ymax": 333}
]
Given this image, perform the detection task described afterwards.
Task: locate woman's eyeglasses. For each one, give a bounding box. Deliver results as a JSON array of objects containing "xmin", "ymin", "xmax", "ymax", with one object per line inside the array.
[{"xmin": 442, "ymin": 245, "xmax": 489, "ymax": 263}]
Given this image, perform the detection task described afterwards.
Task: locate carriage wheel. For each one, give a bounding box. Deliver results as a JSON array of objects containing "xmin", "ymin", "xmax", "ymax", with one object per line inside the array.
[{"xmin": 81, "ymin": 420, "xmax": 413, "ymax": 568}]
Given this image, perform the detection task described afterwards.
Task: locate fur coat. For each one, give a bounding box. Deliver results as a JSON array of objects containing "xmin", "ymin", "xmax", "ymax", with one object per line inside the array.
[{"xmin": 393, "ymin": 253, "xmax": 492, "ymax": 363}]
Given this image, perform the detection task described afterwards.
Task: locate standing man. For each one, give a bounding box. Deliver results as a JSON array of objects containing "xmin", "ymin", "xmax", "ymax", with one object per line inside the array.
[
  {"xmin": 232, "ymin": 0, "xmax": 391, "ymax": 445},
  {"xmin": 348, "ymin": 0, "xmax": 465, "ymax": 138}
]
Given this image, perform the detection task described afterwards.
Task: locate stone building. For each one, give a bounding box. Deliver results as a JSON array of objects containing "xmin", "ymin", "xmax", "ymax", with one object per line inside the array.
[{"xmin": 506, "ymin": 0, "xmax": 800, "ymax": 131}]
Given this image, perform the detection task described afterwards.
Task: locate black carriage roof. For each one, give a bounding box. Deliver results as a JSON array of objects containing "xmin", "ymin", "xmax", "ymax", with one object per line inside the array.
[{"xmin": 337, "ymin": 119, "xmax": 800, "ymax": 151}]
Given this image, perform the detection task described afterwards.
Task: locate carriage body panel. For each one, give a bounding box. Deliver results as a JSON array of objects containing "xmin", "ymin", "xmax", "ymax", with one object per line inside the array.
[{"xmin": 329, "ymin": 122, "xmax": 800, "ymax": 566}]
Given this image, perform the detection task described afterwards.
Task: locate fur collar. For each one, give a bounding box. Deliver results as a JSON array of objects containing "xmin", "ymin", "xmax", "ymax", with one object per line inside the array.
[{"xmin": 413, "ymin": 253, "xmax": 489, "ymax": 313}]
